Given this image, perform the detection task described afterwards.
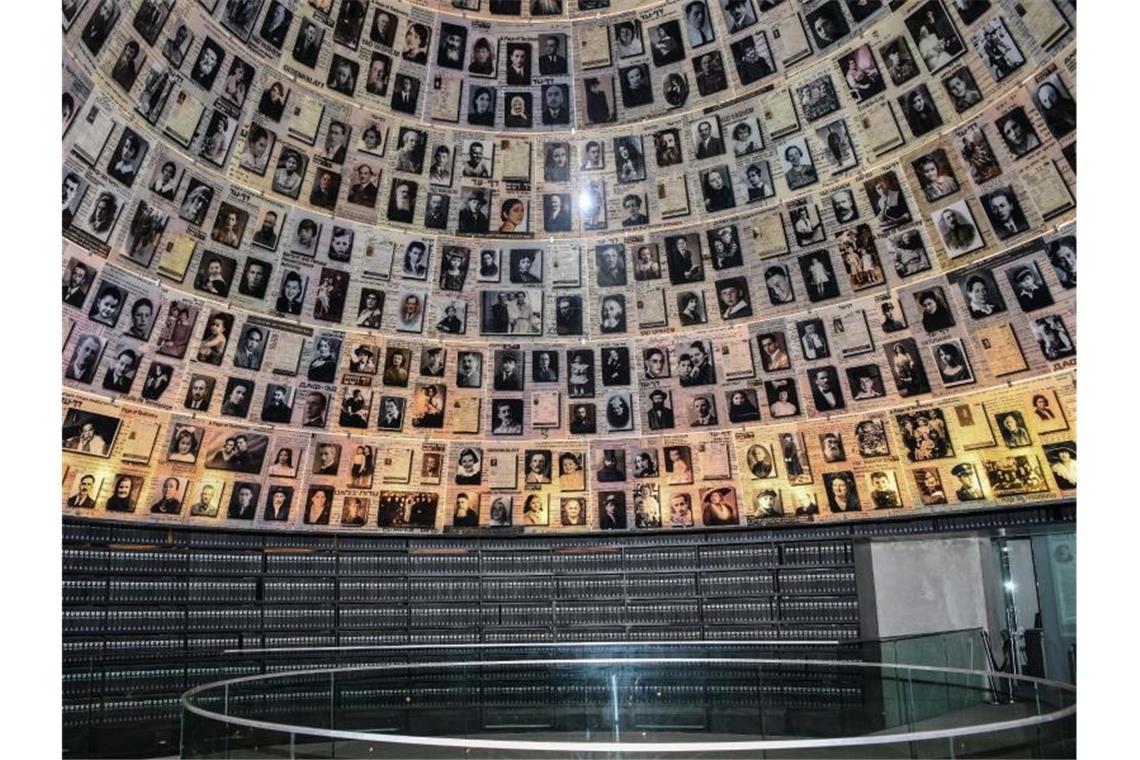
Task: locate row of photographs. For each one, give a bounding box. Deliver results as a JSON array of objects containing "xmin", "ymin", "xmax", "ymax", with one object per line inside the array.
[
  {"xmin": 61, "ymin": 236, "xmax": 1076, "ymax": 437},
  {"xmin": 62, "ymin": 0, "xmax": 1075, "ymax": 245},
  {"xmin": 61, "ymin": 71, "xmax": 1075, "ymax": 347},
  {"xmin": 60, "ymin": 373, "xmax": 1076, "ymax": 531},
  {"xmin": 69, "ymin": 0, "xmax": 1071, "ymax": 134}
]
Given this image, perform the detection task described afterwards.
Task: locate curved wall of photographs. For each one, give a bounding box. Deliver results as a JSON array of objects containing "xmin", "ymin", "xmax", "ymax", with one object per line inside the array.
[{"xmin": 62, "ymin": 0, "xmax": 1076, "ymax": 535}]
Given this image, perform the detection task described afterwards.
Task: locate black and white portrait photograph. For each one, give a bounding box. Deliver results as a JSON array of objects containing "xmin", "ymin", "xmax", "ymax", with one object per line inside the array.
[
  {"xmin": 684, "ymin": 1, "xmax": 716, "ymax": 47},
  {"xmin": 455, "ymin": 351, "xmax": 483, "ymax": 389},
  {"xmin": 835, "ymin": 224, "xmax": 885, "ymax": 290},
  {"xmin": 809, "ymin": 366, "xmax": 846, "ymax": 412},
  {"xmin": 838, "ymin": 44, "xmax": 885, "ymax": 101},
  {"xmin": 820, "ymin": 432, "xmax": 847, "ymax": 463},
  {"xmin": 912, "ymin": 148, "xmax": 960, "ymax": 202},
  {"xmin": 260, "ymin": 384, "xmax": 294, "ymax": 424},
  {"xmin": 806, "ymin": 1, "xmax": 850, "ymax": 51},
  {"xmin": 698, "ymin": 228, "xmax": 737, "ymax": 273},
  {"xmin": 210, "ymin": 203, "xmax": 248, "ymax": 249},
  {"xmin": 898, "ymin": 83, "xmax": 943, "ymax": 137},
  {"xmin": 864, "ymin": 171, "xmax": 912, "ymax": 229},
  {"xmin": 932, "ymin": 200, "xmax": 984, "ymax": 258},
  {"xmin": 391, "ymin": 74, "xmax": 421, "ymax": 115},
  {"xmin": 62, "ymin": 408, "xmax": 120, "ymax": 458},
  {"xmin": 867, "ymin": 470, "xmax": 902, "ymax": 510},
  {"xmin": 828, "ymin": 189, "xmax": 859, "ymax": 227},
  {"xmin": 193, "ymin": 253, "xmax": 236, "ymax": 299},
  {"xmin": 721, "ymin": 0, "xmax": 758, "ymax": 32},
  {"xmin": 620, "ymin": 195, "xmax": 649, "ymax": 228},
  {"xmin": 855, "ymin": 419, "xmax": 890, "ymax": 457},
  {"xmin": 931, "ymin": 338, "xmax": 975, "ymax": 387},
  {"xmin": 799, "ymin": 251, "xmax": 841, "ymax": 302},
  {"xmin": 1032, "ymin": 74, "xmax": 1077, "ymax": 139},
  {"xmin": 797, "ymin": 318, "xmax": 829, "ymax": 360},
  {"xmin": 134, "ymin": 68, "xmax": 173, "ymax": 125},
  {"xmin": 980, "ymin": 186, "xmax": 1029, "ymax": 240},
  {"xmin": 62, "ymin": 170, "xmax": 88, "ymax": 231},
  {"xmin": 582, "ymin": 181, "xmax": 607, "ymax": 230},
  {"xmin": 995, "ymin": 107, "xmax": 1042, "ymax": 159},
  {"xmin": 619, "ymin": 63, "xmax": 653, "ymax": 108},
  {"xmin": 87, "ymin": 344, "xmax": 132, "ymax": 396},
  {"xmin": 471, "ymin": 250, "xmax": 500, "ymax": 284},
  {"xmin": 595, "ymin": 245, "xmax": 627, "ymax": 287},
  {"xmin": 953, "ymin": 460, "xmax": 989, "ymax": 501},
  {"xmin": 83, "ymin": 190, "xmax": 122, "ymax": 242},
  {"xmin": 540, "ymin": 84, "xmax": 570, "ymax": 126},
  {"xmin": 198, "ymin": 110, "xmax": 237, "ymax": 167},
  {"xmin": 106, "ymin": 128, "xmax": 148, "ymax": 188},
  {"xmin": 393, "ymin": 290, "xmax": 426, "ymax": 334},
  {"xmin": 676, "ymin": 340, "xmax": 716, "ymax": 387},
  {"xmin": 816, "ymin": 119, "xmax": 858, "ymax": 174},
  {"xmin": 376, "ymin": 396, "xmax": 406, "ymax": 430},
  {"xmin": 724, "ymin": 388, "xmax": 760, "ymax": 424},
  {"xmin": 847, "ymin": 361, "xmax": 885, "ymax": 402},
  {"xmin": 728, "ymin": 119, "xmax": 765, "ymax": 160},
  {"xmin": 666, "ymin": 233, "xmax": 705, "ymax": 285},
  {"xmin": 459, "ymin": 140, "xmax": 494, "ymax": 179},
  {"xmin": 797, "ymin": 74, "xmax": 841, "ymax": 122},
  {"xmin": 491, "ymin": 399, "xmax": 525, "ymax": 435},
  {"xmin": 942, "ymin": 65, "xmax": 983, "ymax": 113},
  {"xmin": 995, "ymin": 410, "xmax": 1033, "ymax": 449},
  {"xmin": 606, "ymin": 348, "xmax": 633, "ymax": 387},
  {"xmin": 716, "ymin": 277, "xmax": 753, "ymax": 320},
  {"xmin": 582, "ymin": 78, "xmax": 617, "ymax": 126},
  {"xmin": 959, "ymin": 269, "xmax": 1007, "ymax": 319},
  {"xmin": 481, "ymin": 290, "xmax": 544, "ymax": 336},
  {"xmin": 701, "ymin": 165, "xmax": 736, "ymax": 212},
  {"xmin": 957, "ymin": 123, "xmax": 1002, "ymax": 184},
  {"xmin": 1006, "ymin": 262, "xmax": 1055, "ymax": 312},
  {"xmin": 880, "ymin": 36, "xmax": 920, "ymax": 85},
  {"xmin": 86, "ymin": 282, "xmax": 125, "ymax": 329},
  {"xmin": 542, "ymin": 194, "xmax": 572, "ymax": 233},
  {"xmin": 614, "ymin": 136, "xmax": 647, "ymax": 183},
  {"xmin": 972, "ymin": 16, "xmax": 1024, "ymax": 82},
  {"xmin": 904, "ymin": 0, "xmax": 965, "ymax": 74},
  {"xmin": 896, "ymin": 407, "xmax": 955, "ymax": 462},
  {"xmin": 824, "ymin": 471, "xmax": 861, "ymax": 513},
  {"xmin": 742, "ymin": 161, "xmax": 774, "ymax": 203},
  {"xmin": 555, "ymin": 295, "xmax": 583, "ymax": 336},
  {"xmin": 544, "ymin": 142, "xmax": 570, "ymax": 182},
  {"xmin": 1043, "ymin": 442, "xmax": 1077, "ymax": 491},
  {"xmin": 765, "ymin": 378, "xmax": 801, "ymax": 419},
  {"xmin": 764, "ymin": 265, "xmax": 796, "ymax": 306},
  {"xmin": 674, "ymin": 291, "xmax": 705, "ymax": 327},
  {"xmin": 780, "ymin": 136, "xmax": 819, "ymax": 190},
  {"xmin": 1047, "ymin": 236, "xmax": 1076, "ymax": 290},
  {"xmin": 915, "ymin": 286, "xmax": 956, "ymax": 333},
  {"xmin": 730, "ymin": 32, "xmax": 774, "ymax": 85},
  {"xmin": 885, "ymin": 338, "xmax": 932, "ymax": 397},
  {"xmin": 649, "ymin": 19, "xmax": 686, "ymax": 66},
  {"xmin": 601, "ymin": 293, "xmax": 629, "ymax": 332},
  {"xmin": 692, "ymin": 117, "xmax": 725, "ymax": 160},
  {"xmin": 631, "ymin": 244, "xmax": 661, "ymax": 283},
  {"xmin": 438, "ymin": 23, "xmax": 468, "ymax": 70}
]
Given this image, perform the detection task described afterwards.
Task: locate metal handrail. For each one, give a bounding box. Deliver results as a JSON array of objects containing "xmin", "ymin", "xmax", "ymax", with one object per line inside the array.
[
  {"xmin": 182, "ymin": 657, "xmax": 1075, "ymax": 754},
  {"xmin": 220, "ymin": 639, "xmax": 840, "ymax": 655}
]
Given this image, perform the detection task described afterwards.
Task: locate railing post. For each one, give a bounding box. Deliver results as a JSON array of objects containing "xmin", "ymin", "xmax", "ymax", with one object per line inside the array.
[{"xmin": 223, "ymin": 684, "xmax": 230, "ymax": 759}]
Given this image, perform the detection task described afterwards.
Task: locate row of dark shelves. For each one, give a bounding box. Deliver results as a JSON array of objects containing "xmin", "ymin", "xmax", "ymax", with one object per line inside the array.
[
  {"xmin": 62, "ymin": 504, "xmax": 1074, "ymax": 757},
  {"xmin": 64, "ymin": 571, "xmax": 856, "ymax": 604}
]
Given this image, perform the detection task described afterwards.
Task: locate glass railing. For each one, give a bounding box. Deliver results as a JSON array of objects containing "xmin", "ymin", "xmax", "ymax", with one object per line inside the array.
[{"xmin": 182, "ymin": 656, "xmax": 1074, "ymax": 758}]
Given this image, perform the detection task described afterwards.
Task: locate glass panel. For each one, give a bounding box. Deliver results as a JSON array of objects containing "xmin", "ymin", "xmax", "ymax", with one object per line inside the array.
[{"xmin": 182, "ymin": 659, "xmax": 1074, "ymax": 759}]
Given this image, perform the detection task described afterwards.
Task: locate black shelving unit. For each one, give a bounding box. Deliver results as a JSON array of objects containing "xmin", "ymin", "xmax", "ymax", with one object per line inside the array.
[{"xmin": 62, "ymin": 501, "xmax": 1075, "ymax": 757}]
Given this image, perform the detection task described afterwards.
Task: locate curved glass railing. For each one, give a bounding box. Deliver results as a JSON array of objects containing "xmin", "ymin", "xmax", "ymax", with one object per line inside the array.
[{"xmin": 182, "ymin": 657, "xmax": 1074, "ymax": 758}]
